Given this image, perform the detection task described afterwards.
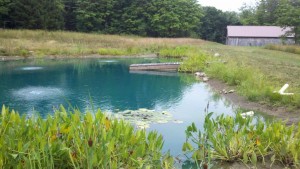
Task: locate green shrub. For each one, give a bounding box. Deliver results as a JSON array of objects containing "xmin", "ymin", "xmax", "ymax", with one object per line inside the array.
[
  {"xmin": 0, "ymin": 105, "xmax": 173, "ymax": 168},
  {"xmin": 17, "ymin": 49, "xmax": 30, "ymax": 57},
  {"xmin": 98, "ymin": 48, "xmax": 128, "ymax": 55},
  {"xmin": 179, "ymin": 53, "xmax": 208, "ymax": 73},
  {"xmin": 159, "ymin": 46, "xmax": 191, "ymax": 58},
  {"xmin": 98, "ymin": 47, "xmax": 144, "ymax": 56}
]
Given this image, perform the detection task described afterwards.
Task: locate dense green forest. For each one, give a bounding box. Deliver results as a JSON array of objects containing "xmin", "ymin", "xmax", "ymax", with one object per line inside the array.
[
  {"xmin": 0, "ymin": 0, "xmax": 299, "ymax": 43},
  {"xmin": 240, "ymin": 0, "xmax": 300, "ymax": 43}
]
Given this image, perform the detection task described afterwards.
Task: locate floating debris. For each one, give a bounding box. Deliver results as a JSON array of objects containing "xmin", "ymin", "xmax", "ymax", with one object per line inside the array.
[
  {"xmin": 113, "ymin": 108, "xmax": 173, "ymax": 129},
  {"xmin": 136, "ymin": 121, "xmax": 150, "ymax": 129},
  {"xmin": 173, "ymin": 120, "xmax": 184, "ymax": 124}
]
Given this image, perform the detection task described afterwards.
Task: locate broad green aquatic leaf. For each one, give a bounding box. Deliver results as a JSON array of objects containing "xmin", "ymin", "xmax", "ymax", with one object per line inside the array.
[
  {"xmin": 114, "ymin": 108, "xmax": 174, "ymax": 129},
  {"xmin": 243, "ymin": 152, "xmax": 248, "ymax": 164},
  {"xmin": 10, "ymin": 154, "xmax": 18, "ymax": 159},
  {"xmin": 1, "ymin": 105, "xmax": 6, "ymax": 120},
  {"xmin": 251, "ymin": 152, "xmax": 257, "ymax": 166},
  {"xmin": 191, "ymin": 123, "xmax": 197, "ymax": 132}
]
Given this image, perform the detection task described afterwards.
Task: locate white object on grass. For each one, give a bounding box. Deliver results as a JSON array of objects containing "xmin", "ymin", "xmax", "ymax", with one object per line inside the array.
[
  {"xmin": 275, "ymin": 84, "xmax": 294, "ymax": 95},
  {"xmin": 214, "ymin": 53, "xmax": 220, "ymax": 57},
  {"xmin": 203, "ymin": 77, "xmax": 209, "ymax": 82}
]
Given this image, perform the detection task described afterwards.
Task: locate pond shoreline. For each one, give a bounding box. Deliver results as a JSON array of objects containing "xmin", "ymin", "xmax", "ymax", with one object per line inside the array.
[
  {"xmin": 1, "ymin": 55, "xmax": 299, "ymax": 124},
  {"xmin": 207, "ymin": 79, "xmax": 300, "ymax": 124},
  {"xmin": 0, "ymin": 54, "xmax": 158, "ymax": 61}
]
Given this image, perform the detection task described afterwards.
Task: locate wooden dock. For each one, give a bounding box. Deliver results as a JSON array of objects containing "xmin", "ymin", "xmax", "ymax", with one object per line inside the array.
[
  {"xmin": 129, "ymin": 70, "xmax": 178, "ymax": 76},
  {"xmin": 129, "ymin": 62, "xmax": 181, "ymax": 71}
]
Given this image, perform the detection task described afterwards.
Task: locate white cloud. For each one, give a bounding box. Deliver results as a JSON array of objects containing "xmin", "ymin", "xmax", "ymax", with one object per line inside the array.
[{"xmin": 198, "ymin": 0, "xmax": 257, "ymax": 12}]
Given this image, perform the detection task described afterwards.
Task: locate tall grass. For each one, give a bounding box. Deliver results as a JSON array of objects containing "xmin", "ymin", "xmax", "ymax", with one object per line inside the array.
[
  {"xmin": 0, "ymin": 105, "xmax": 173, "ymax": 168},
  {"xmin": 205, "ymin": 60, "xmax": 300, "ymax": 108},
  {"xmin": 265, "ymin": 45, "xmax": 300, "ymax": 55},
  {"xmin": 0, "ymin": 29, "xmax": 203, "ymax": 57}
]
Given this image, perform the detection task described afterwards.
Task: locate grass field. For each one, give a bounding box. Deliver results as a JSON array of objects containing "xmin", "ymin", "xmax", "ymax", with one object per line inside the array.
[
  {"xmin": 265, "ymin": 44, "xmax": 300, "ymax": 55},
  {"xmin": 0, "ymin": 29, "xmax": 300, "ymax": 110}
]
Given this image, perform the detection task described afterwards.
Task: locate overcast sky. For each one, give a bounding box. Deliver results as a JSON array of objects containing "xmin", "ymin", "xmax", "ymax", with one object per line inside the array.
[{"xmin": 198, "ymin": 0, "xmax": 257, "ymax": 12}]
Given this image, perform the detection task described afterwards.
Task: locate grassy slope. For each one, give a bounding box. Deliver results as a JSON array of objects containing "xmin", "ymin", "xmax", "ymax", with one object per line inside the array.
[
  {"xmin": 0, "ymin": 29, "xmax": 299, "ymax": 110},
  {"xmin": 0, "ymin": 29, "xmax": 204, "ymax": 56},
  {"xmin": 200, "ymin": 43, "xmax": 300, "ymax": 95}
]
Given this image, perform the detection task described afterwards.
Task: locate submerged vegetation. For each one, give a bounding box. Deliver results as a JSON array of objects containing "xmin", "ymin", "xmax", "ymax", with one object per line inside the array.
[
  {"xmin": 183, "ymin": 112, "xmax": 300, "ymax": 168},
  {"xmin": 0, "ymin": 105, "xmax": 173, "ymax": 168}
]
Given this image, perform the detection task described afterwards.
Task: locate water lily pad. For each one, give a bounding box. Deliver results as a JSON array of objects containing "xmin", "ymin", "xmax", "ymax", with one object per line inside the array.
[
  {"xmin": 113, "ymin": 108, "xmax": 175, "ymax": 128},
  {"xmin": 156, "ymin": 120, "xmax": 168, "ymax": 124}
]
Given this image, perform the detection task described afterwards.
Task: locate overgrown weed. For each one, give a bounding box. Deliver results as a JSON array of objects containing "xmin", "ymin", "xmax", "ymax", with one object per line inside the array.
[
  {"xmin": 265, "ymin": 45, "xmax": 300, "ymax": 55},
  {"xmin": 0, "ymin": 105, "xmax": 173, "ymax": 168},
  {"xmin": 183, "ymin": 112, "xmax": 300, "ymax": 168}
]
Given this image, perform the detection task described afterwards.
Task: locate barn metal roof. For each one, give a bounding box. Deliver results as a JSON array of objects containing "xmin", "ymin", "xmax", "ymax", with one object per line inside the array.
[{"xmin": 227, "ymin": 26, "xmax": 294, "ymax": 38}]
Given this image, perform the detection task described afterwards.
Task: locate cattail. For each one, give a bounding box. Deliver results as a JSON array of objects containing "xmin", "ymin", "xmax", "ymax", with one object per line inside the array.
[
  {"xmin": 203, "ymin": 163, "xmax": 208, "ymax": 169},
  {"xmin": 88, "ymin": 138, "xmax": 93, "ymax": 147}
]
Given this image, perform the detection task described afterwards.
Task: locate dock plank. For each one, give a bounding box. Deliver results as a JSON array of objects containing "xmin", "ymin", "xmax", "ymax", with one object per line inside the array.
[{"xmin": 129, "ymin": 62, "xmax": 181, "ymax": 71}]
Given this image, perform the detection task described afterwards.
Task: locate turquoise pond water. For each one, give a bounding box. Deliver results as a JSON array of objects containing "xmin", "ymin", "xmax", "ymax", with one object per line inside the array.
[{"xmin": 0, "ymin": 58, "xmax": 265, "ymax": 157}]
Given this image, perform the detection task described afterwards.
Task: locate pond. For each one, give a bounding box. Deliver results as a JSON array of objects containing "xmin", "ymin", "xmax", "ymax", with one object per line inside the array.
[{"xmin": 0, "ymin": 58, "xmax": 265, "ymax": 159}]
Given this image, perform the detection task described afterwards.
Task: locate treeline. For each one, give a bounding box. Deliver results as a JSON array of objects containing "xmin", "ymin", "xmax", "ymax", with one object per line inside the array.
[
  {"xmin": 0, "ymin": 0, "xmax": 202, "ymax": 37},
  {"xmin": 0, "ymin": 0, "xmax": 299, "ymax": 43},
  {"xmin": 0, "ymin": 0, "xmax": 240, "ymax": 42},
  {"xmin": 240, "ymin": 0, "xmax": 300, "ymax": 43}
]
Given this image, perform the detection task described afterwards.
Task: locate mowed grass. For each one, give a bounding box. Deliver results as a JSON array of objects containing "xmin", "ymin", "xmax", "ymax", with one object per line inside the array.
[
  {"xmin": 201, "ymin": 44, "xmax": 300, "ymax": 95},
  {"xmin": 0, "ymin": 29, "xmax": 300, "ymax": 110}
]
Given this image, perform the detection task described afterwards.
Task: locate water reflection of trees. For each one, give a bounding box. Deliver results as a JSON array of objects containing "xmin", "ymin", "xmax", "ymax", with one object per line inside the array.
[
  {"xmin": 70, "ymin": 62, "xmax": 196, "ymax": 111},
  {"xmin": 0, "ymin": 59, "xmax": 196, "ymax": 115}
]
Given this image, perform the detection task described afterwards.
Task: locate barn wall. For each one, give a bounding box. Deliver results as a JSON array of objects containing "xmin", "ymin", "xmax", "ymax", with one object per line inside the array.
[{"xmin": 226, "ymin": 37, "xmax": 295, "ymax": 46}]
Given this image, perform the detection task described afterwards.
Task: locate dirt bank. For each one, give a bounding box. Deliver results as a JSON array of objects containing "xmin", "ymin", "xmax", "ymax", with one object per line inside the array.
[{"xmin": 207, "ymin": 79, "xmax": 300, "ymax": 125}]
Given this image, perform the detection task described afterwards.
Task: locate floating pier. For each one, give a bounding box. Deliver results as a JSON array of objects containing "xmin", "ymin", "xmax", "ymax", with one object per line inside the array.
[
  {"xmin": 129, "ymin": 62, "xmax": 181, "ymax": 71},
  {"xmin": 129, "ymin": 70, "xmax": 178, "ymax": 76}
]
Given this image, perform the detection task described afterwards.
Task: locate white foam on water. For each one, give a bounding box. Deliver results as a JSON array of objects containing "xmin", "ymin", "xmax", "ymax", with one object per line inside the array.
[
  {"xmin": 98, "ymin": 60, "xmax": 118, "ymax": 63},
  {"xmin": 12, "ymin": 87, "xmax": 65, "ymax": 101},
  {"xmin": 19, "ymin": 67, "xmax": 44, "ymax": 71}
]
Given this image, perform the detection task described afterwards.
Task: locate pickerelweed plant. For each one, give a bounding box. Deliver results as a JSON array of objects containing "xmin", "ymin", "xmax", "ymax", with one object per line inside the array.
[
  {"xmin": 183, "ymin": 109, "xmax": 300, "ymax": 168},
  {"xmin": 0, "ymin": 105, "xmax": 174, "ymax": 168}
]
